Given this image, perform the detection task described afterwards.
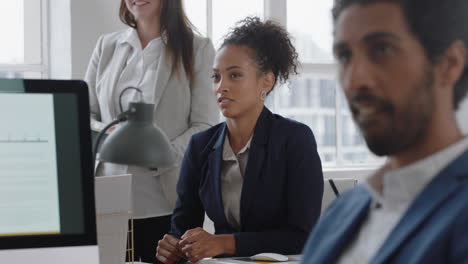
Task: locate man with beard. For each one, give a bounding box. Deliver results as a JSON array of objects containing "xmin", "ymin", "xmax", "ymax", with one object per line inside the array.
[{"xmin": 301, "ymin": 0, "xmax": 468, "ymax": 263}]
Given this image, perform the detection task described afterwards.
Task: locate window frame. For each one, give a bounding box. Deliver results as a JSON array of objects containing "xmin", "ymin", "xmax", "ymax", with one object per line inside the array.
[
  {"xmin": 0, "ymin": 0, "xmax": 48, "ymax": 78},
  {"xmin": 194, "ymin": 0, "xmax": 382, "ymax": 172}
]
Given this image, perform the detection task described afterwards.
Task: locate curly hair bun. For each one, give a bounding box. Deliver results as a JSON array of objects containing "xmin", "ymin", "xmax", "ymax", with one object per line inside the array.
[{"xmin": 221, "ymin": 16, "xmax": 299, "ymax": 88}]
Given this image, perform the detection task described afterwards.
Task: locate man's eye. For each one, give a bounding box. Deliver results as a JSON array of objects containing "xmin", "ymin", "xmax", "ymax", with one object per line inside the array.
[
  {"xmin": 374, "ymin": 43, "xmax": 394, "ymax": 56},
  {"xmin": 335, "ymin": 50, "xmax": 351, "ymax": 65},
  {"xmin": 231, "ymin": 73, "xmax": 241, "ymax": 78}
]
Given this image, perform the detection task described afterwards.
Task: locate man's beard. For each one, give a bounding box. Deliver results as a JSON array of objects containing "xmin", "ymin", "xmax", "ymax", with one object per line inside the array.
[{"xmin": 349, "ymin": 67, "xmax": 435, "ymax": 156}]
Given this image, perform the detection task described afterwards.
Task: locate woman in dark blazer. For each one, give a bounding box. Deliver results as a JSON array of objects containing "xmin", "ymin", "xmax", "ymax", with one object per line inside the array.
[{"xmin": 156, "ymin": 17, "xmax": 324, "ymax": 263}]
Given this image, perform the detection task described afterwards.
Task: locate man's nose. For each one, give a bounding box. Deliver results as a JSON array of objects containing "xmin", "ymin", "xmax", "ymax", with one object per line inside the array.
[{"xmin": 341, "ymin": 57, "xmax": 376, "ymax": 95}]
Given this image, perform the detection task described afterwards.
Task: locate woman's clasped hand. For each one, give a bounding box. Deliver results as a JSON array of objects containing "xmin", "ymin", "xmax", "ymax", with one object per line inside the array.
[{"xmin": 157, "ymin": 228, "xmax": 236, "ymax": 263}]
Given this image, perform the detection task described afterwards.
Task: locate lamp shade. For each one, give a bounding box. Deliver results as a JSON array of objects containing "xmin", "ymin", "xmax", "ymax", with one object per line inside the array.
[{"xmin": 98, "ymin": 102, "xmax": 176, "ymax": 168}]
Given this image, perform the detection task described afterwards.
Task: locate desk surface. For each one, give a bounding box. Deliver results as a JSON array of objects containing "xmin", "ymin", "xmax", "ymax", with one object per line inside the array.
[
  {"xmin": 198, "ymin": 255, "xmax": 301, "ymax": 264},
  {"xmin": 125, "ymin": 255, "xmax": 302, "ymax": 264}
]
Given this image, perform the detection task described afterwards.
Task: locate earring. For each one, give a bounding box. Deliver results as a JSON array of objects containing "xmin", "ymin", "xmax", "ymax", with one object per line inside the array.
[{"xmin": 260, "ymin": 91, "xmax": 267, "ymax": 101}]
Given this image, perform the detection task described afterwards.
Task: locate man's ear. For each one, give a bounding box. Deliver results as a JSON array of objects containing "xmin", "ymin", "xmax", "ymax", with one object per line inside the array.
[{"xmin": 436, "ymin": 40, "xmax": 466, "ymax": 90}]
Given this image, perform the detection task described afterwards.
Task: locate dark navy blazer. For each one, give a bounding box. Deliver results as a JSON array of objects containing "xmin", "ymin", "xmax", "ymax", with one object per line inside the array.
[
  {"xmin": 301, "ymin": 150, "xmax": 468, "ymax": 264},
  {"xmin": 170, "ymin": 107, "xmax": 324, "ymax": 257}
]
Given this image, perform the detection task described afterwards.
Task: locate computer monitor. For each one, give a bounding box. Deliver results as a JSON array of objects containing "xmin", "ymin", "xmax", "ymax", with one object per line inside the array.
[{"xmin": 0, "ymin": 79, "xmax": 99, "ymax": 263}]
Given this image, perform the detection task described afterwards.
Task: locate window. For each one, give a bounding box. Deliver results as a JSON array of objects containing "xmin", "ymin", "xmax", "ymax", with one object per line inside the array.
[
  {"xmin": 287, "ymin": 0, "xmax": 334, "ymax": 64},
  {"xmin": 0, "ymin": 0, "xmax": 47, "ymax": 79},
  {"xmin": 285, "ymin": 0, "xmax": 382, "ymax": 166},
  {"xmin": 184, "ymin": 0, "xmax": 263, "ymax": 48},
  {"xmin": 183, "ymin": 0, "xmax": 383, "ymax": 168}
]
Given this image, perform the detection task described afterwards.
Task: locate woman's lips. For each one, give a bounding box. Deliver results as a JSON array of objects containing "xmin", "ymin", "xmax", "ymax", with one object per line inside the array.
[
  {"xmin": 218, "ymin": 97, "xmax": 234, "ymax": 108},
  {"xmin": 134, "ymin": 1, "xmax": 149, "ymax": 6}
]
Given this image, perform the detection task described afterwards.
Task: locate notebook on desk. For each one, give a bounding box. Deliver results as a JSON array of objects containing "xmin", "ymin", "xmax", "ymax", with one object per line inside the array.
[
  {"xmin": 198, "ymin": 255, "xmax": 301, "ymax": 264},
  {"xmin": 234, "ymin": 257, "xmax": 299, "ymax": 264}
]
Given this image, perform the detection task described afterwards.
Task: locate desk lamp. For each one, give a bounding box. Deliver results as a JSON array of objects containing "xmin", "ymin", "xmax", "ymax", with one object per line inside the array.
[
  {"xmin": 92, "ymin": 87, "xmax": 176, "ymax": 263},
  {"xmin": 93, "ymin": 87, "xmax": 176, "ymax": 168}
]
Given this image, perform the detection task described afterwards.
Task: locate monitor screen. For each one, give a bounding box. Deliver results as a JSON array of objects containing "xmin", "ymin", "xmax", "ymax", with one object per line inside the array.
[{"xmin": 0, "ymin": 79, "xmax": 97, "ymax": 254}]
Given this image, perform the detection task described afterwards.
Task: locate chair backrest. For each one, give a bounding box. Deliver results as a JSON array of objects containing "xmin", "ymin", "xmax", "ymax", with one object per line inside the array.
[{"xmin": 321, "ymin": 178, "xmax": 358, "ymax": 213}]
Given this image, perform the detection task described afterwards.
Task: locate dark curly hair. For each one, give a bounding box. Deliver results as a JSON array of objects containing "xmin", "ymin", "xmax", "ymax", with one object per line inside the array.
[
  {"xmin": 333, "ymin": 0, "xmax": 468, "ymax": 110},
  {"xmin": 220, "ymin": 16, "xmax": 299, "ymax": 91}
]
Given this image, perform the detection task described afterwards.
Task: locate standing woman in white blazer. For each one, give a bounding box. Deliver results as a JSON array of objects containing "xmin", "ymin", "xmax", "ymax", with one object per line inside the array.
[{"xmin": 84, "ymin": 0, "xmax": 219, "ymax": 262}]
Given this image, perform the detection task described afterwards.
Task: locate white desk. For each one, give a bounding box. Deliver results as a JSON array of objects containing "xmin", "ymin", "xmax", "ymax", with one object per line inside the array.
[
  {"xmin": 198, "ymin": 255, "xmax": 302, "ymax": 264},
  {"xmin": 125, "ymin": 255, "xmax": 302, "ymax": 264}
]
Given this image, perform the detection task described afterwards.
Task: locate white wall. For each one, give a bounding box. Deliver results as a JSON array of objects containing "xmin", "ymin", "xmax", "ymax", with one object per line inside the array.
[
  {"xmin": 48, "ymin": 0, "xmax": 125, "ymax": 79},
  {"xmin": 70, "ymin": 0, "xmax": 125, "ymax": 79},
  {"xmin": 49, "ymin": 0, "xmax": 71, "ymax": 79}
]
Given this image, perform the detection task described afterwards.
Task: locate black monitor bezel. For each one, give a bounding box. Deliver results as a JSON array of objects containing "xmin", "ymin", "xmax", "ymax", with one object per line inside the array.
[{"xmin": 0, "ymin": 79, "xmax": 97, "ymax": 249}]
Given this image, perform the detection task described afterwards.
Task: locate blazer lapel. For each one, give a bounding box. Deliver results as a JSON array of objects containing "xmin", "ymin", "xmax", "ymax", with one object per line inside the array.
[
  {"xmin": 152, "ymin": 48, "xmax": 172, "ymax": 110},
  {"xmin": 239, "ymin": 107, "xmax": 271, "ymax": 226},
  {"xmin": 311, "ymin": 185, "xmax": 372, "ymax": 264},
  {"xmin": 371, "ymin": 150, "xmax": 468, "ymax": 264},
  {"xmin": 104, "ymin": 44, "xmax": 132, "ymax": 118},
  {"xmin": 205, "ymin": 124, "xmax": 230, "ymax": 227}
]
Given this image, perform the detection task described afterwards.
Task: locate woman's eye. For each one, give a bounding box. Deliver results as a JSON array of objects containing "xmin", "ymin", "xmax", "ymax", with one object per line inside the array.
[
  {"xmin": 211, "ymin": 73, "xmax": 220, "ymax": 82},
  {"xmin": 231, "ymin": 73, "xmax": 241, "ymax": 78}
]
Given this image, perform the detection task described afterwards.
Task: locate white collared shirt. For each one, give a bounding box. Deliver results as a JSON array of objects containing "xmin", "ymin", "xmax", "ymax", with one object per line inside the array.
[
  {"xmin": 337, "ymin": 136, "xmax": 468, "ymax": 264},
  {"xmin": 221, "ymin": 133, "xmax": 252, "ymax": 231},
  {"xmin": 113, "ymin": 28, "xmax": 163, "ymax": 115}
]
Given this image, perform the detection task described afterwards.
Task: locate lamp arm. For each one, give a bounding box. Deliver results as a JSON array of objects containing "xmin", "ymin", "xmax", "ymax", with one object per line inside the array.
[
  {"xmin": 119, "ymin": 87, "xmax": 143, "ymax": 113},
  {"xmin": 92, "ymin": 111, "xmax": 129, "ymax": 170}
]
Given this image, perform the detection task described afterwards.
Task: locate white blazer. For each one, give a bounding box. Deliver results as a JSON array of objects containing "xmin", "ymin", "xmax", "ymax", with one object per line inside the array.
[{"xmin": 85, "ymin": 29, "xmax": 219, "ymax": 211}]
